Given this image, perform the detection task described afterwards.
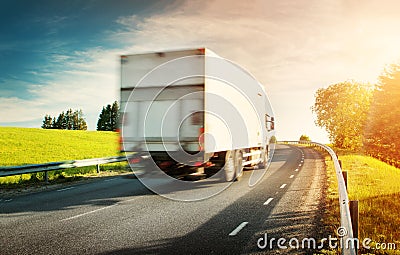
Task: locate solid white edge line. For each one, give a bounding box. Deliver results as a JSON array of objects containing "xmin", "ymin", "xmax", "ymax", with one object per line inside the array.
[
  {"xmin": 61, "ymin": 204, "xmax": 117, "ymax": 221},
  {"xmin": 229, "ymin": 222, "xmax": 249, "ymax": 236},
  {"xmin": 104, "ymin": 178, "xmax": 117, "ymax": 182},
  {"xmin": 56, "ymin": 187, "xmax": 75, "ymax": 192},
  {"xmin": 289, "ymin": 175, "xmax": 294, "ymax": 179},
  {"xmin": 280, "ymin": 184, "xmax": 287, "ymax": 189},
  {"xmin": 60, "ymin": 197, "xmax": 138, "ymax": 222},
  {"xmin": 263, "ymin": 198, "xmax": 274, "ymax": 205}
]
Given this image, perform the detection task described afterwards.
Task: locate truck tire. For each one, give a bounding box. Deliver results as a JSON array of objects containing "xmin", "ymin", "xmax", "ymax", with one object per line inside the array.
[
  {"xmin": 224, "ymin": 151, "xmax": 235, "ymax": 181},
  {"xmin": 235, "ymin": 149, "xmax": 244, "ymax": 181},
  {"xmin": 258, "ymin": 146, "xmax": 269, "ymax": 169},
  {"xmin": 224, "ymin": 150, "xmax": 243, "ymax": 182},
  {"xmin": 265, "ymin": 145, "xmax": 270, "ymax": 165}
]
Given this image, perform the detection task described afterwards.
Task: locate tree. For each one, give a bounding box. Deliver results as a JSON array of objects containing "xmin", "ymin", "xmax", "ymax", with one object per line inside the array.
[
  {"xmin": 65, "ymin": 109, "xmax": 73, "ymax": 130},
  {"xmin": 97, "ymin": 106, "xmax": 108, "ymax": 131},
  {"xmin": 41, "ymin": 114, "xmax": 53, "ymax": 129},
  {"xmin": 111, "ymin": 101, "xmax": 120, "ymax": 131},
  {"xmin": 55, "ymin": 111, "xmax": 67, "ymax": 129},
  {"xmin": 299, "ymin": 135, "xmax": 311, "ymax": 142},
  {"xmin": 312, "ymin": 81, "xmax": 372, "ymax": 149},
  {"xmin": 97, "ymin": 101, "xmax": 119, "ymax": 131},
  {"xmin": 364, "ymin": 63, "xmax": 400, "ymax": 166},
  {"xmin": 74, "ymin": 109, "xmax": 87, "ymax": 130}
]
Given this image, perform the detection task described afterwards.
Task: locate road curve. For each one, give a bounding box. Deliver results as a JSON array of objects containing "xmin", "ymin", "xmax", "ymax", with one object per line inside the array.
[{"xmin": 0, "ymin": 145, "xmax": 326, "ymax": 255}]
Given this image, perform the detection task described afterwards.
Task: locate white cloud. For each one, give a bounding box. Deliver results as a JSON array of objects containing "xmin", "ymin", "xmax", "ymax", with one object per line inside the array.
[{"xmin": 0, "ymin": 97, "xmax": 40, "ymax": 121}]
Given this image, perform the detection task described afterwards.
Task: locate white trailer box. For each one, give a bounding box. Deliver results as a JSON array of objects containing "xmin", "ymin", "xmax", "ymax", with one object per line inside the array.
[{"xmin": 120, "ymin": 48, "xmax": 274, "ymax": 181}]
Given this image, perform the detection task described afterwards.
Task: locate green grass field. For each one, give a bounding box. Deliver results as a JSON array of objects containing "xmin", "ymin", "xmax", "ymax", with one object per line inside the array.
[
  {"xmin": 0, "ymin": 127, "xmax": 124, "ymax": 185},
  {"xmin": 323, "ymin": 149, "xmax": 400, "ymax": 254}
]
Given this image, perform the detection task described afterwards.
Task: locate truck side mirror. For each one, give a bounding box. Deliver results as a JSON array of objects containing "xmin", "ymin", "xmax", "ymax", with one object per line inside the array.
[
  {"xmin": 265, "ymin": 115, "xmax": 275, "ymax": 131},
  {"xmin": 271, "ymin": 117, "xmax": 275, "ymax": 131}
]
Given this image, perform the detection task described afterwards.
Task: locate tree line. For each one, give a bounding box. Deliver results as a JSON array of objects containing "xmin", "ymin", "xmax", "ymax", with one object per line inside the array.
[
  {"xmin": 42, "ymin": 109, "xmax": 87, "ymax": 130},
  {"xmin": 42, "ymin": 101, "xmax": 120, "ymax": 131},
  {"xmin": 312, "ymin": 63, "xmax": 400, "ymax": 167}
]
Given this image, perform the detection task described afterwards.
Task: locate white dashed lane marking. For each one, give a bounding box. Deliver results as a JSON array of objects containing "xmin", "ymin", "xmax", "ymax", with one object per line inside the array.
[
  {"xmin": 263, "ymin": 198, "xmax": 274, "ymax": 206},
  {"xmin": 229, "ymin": 222, "xmax": 249, "ymax": 236}
]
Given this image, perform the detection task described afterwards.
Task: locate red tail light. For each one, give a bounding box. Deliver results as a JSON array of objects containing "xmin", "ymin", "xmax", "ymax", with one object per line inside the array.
[
  {"xmin": 194, "ymin": 161, "xmax": 203, "ymax": 167},
  {"xmin": 197, "ymin": 48, "xmax": 205, "ymax": 55},
  {"xmin": 129, "ymin": 158, "xmax": 140, "ymax": 164}
]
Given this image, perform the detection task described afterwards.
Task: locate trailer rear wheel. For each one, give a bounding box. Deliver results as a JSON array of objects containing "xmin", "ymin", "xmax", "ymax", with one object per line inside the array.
[
  {"xmin": 224, "ymin": 150, "xmax": 243, "ymax": 182},
  {"xmin": 258, "ymin": 146, "xmax": 269, "ymax": 169},
  {"xmin": 235, "ymin": 150, "xmax": 244, "ymax": 181},
  {"xmin": 224, "ymin": 151, "xmax": 235, "ymax": 181}
]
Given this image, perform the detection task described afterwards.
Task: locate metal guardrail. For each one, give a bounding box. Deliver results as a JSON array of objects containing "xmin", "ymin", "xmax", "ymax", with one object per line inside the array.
[
  {"xmin": 280, "ymin": 141, "xmax": 356, "ymax": 255},
  {"xmin": 0, "ymin": 156, "xmax": 127, "ymax": 178}
]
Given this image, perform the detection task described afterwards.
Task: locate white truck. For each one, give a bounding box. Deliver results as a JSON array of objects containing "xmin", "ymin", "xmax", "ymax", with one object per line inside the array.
[{"xmin": 119, "ymin": 48, "xmax": 275, "ymax": 181}]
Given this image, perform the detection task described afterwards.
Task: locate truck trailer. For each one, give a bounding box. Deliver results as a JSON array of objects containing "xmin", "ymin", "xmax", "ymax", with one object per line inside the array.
[{"xmin": 119, "ymin": 48, "xmax": 275, "ymax": 182}]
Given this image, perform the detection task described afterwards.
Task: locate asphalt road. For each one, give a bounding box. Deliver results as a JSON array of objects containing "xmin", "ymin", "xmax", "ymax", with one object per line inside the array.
[{"xmin": 0, "ymin": 145, "xmax": 327, "ymax": 255}]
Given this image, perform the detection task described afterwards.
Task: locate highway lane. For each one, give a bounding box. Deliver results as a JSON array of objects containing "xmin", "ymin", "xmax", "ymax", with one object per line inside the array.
[{"xmin": 0, "ymin": 145, "xmax": 326, "ymax": 255}]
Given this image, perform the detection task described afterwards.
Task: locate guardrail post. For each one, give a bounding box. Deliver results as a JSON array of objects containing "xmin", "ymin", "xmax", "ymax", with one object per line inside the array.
[
  {"xmin": 97, "ymin": 164, "xmax": 100, "ymax": 174},
  {"xmin": 342, "ymin": 171, "xmax": 348, "ymax": 191},
  {"xmin": 44, "ymin": 171, "xmax": 49, "ymax": 183},
  {"xmin": 350, "ymin": 200, "xmax": 359, "ymax": 254}
]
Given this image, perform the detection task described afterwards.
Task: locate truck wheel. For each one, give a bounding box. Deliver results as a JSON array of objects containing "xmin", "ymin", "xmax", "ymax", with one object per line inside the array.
[
  {"xmin": 265, "ymin": 145, "xmax": 270, "ymax": 165},
  {"xmin": 259, "ymin": 146, "xmax": 269, "ymax": 169},
  {"xmin": 224, "ymin": 151, "xmax": 236, "ymax": 181},
  {"xmin": 224, "ymin": 150, "xmax": 243, "ymax": 182},
  {"xmin": 235, "ymin": 150, "xmax": 244, "ymax": 181}
]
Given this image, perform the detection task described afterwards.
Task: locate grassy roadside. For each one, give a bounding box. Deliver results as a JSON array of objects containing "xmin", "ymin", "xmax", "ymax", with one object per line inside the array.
[
  {"xmin": 0, "ymin": 127, "xmax": 128, "ymax": 186},
  {"xmin": 321, "ymin": 148, "xmax": 400, "ymax": 254},
  {"xmin": 0, "ymin": 127, "xmax": 120, "ymax": 165}
]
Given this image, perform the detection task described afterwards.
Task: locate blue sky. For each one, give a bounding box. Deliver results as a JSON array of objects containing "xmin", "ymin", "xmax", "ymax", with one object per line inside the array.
[
  {"xmin": 0, "ymin": 0, "xmax": 172, "ymax": 98},
  {"xmin": 2, "ymin": 0, "xmax": 400, "ymax": 142}
]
